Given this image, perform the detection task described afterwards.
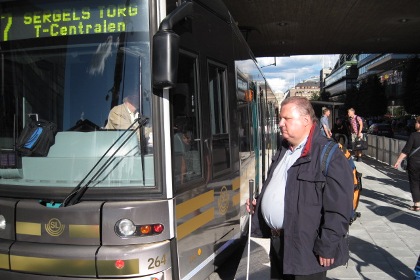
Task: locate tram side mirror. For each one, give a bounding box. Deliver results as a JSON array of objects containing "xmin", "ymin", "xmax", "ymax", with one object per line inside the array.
[
  {"xmin": 152, "ymin": 1, "xmax": 193, "ymax": 90},
  {"xmin": 153, "ymin": 30, "xmax": 180, "ymax": 89}
]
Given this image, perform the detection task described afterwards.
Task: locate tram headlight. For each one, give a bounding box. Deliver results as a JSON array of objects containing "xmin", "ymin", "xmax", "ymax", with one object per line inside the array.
[
  {"xmin": 115, "ymin": 219, "xmax": 136, "ymax": 237},
  {"xmin": 0, "ymin": 215, "xmax": 6, "ymax": 230}
]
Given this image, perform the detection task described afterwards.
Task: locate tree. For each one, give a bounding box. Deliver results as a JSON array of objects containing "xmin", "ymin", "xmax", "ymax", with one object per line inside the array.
[
  {"xmin": 310, "ymin": 92, "xmax": 320, "ymax": 100},
  {"xmin": 402, "ymin": 57, "xmax": 420, "ymax": 115},
  {"xmin": 357, "ymin": 76, "xmax": 387, "ymax": 117},
  {"xmin": 344, "ymin": 88, "xmax": 359, "ymax": 111},
  {"xmin": 320, "ymin": 90, "xmax": 330, "ymax": 101}
]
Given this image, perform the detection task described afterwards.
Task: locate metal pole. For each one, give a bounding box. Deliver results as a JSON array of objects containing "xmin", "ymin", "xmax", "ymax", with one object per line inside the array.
[{"xmin": 246, "ymin": 179, "xmax": 255, "ymax": 280}]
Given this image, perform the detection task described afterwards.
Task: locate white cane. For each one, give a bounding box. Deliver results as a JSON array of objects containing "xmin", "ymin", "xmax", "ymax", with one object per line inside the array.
[{"xmin": 246, "ymin": 179, "xmax": 254, "ymax": 280}]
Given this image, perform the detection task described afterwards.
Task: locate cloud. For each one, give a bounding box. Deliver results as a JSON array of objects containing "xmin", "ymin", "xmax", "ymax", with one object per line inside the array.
[{"xmin": 257, "ymin": 55, "xmax": 339, "ymax": 94}]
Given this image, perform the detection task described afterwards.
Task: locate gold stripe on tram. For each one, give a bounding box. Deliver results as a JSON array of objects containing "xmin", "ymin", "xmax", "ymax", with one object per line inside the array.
[
  {"xmin": 16, "ymin": 222, "xmax": 41, "ymax": 236},
  {"xmin": 97, "ymin": 259, "xmax": 140, "ymax": 275},
  {"xmin": 177, "ymin": 208, "xmax": 215, "ymax": 240},
  {"xmin": 11, "ymin": 256, "xmax": 96, "ymax": 275},
  {"xmin": 176, "ymin": 190, "xmax": 214, "ymax": 219},
  {"xmin": 9, "ymin": 256, "xmax": 140, "ymax": 276},
  {"xmin": 232, "ymin": 177, "xmax": 241, "ymax": 206},
  {"xmin": 69, "ymin": 225, "xmax": 100, "ymax": 238},
  {"xmin": 176, "ymin": 190, "xmax": 215, "ymax": 240},
  {"xmin": 232, "ymin": 177, "xmax": 240, "ymax": 191},
  {"xmin": 16, "ymin": 222, "xmax": 100, "ymax": 238},
  {"xmin": 0, "ymin": 254, "xmax": 9, "ymax": 269}
]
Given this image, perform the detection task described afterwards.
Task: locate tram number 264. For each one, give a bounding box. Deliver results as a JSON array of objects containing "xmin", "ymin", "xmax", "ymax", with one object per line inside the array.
[{"xmin": 148, "ymin": 254, "xmax": 167, "ymax": 270}]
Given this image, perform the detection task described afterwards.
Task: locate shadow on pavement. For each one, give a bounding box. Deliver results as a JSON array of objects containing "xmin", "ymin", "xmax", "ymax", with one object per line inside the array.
[
  {"xmin": 360, "ymin": 188, "xmax": 412, "ymax": 210},
  {"xmin": 348, "ymin": 235, "xmax": 414, "ymax": 279},
  {"xmin": 219, "ymin": 235, "xmax": 415, "ymax": 280},
  {"xmin": 361, "ymin": 157, "xmax": 410, "ymax": 194},
  {"xmin": 233, "ymin": 238, "xmax": 270, "ymax": 280},
  {"xmin": 361, "ymin": 197, "xmax": 420, "ymax": 231},
  {"xmin": 213, "ymin": 237, "xmax": 270, "ymax": 280}
]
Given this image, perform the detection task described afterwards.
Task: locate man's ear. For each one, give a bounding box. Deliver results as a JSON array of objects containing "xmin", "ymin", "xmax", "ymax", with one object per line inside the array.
[{"xmin": 303, "ymin": 115, "xmax": 311, "ymax": 126}]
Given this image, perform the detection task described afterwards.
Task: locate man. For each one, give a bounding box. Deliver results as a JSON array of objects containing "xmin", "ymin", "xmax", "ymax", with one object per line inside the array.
[
  {"xmin": 247, "ymin": 97, "xmax": 353, "ymax": 280},
  {"xmin": 320, "ymin": 108, "xmax": 332, "ymax": 139},
  {"xmin": 105, "ymin": 95, "xmax": 140, "ymax": 130},
  {"xmin": 332, "ymin": 117, "xmax": 349, "ymax": 145},
  {"xmin": 347, "ymin": 108, "xmax": 364, "ymax": 162}
]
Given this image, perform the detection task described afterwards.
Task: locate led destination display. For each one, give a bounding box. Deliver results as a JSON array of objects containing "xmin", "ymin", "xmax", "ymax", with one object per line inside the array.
[{"xmin": 0, "ymin": 0, "xmax": 144, "ymax": 42}]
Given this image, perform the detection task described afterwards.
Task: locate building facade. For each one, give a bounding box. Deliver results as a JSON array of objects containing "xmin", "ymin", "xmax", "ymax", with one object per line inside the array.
[
  {"xmin": 323, "ymin": 54, "xmax": 358, "ymax": 101},
  {"xmin": 357, "ymin": 53, "xmax": 416, "ymax": 116},
  {"xmin": 289, "ymin": 77, "xmax": 320, "ymax": 99},
  {"xmin": 320, "ymin": 67, "xmax": 332, "ymax": 89}
]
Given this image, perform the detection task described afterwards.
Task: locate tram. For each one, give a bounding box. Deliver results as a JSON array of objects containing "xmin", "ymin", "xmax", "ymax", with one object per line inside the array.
[{"xmin": 0, "ymin": 0, "xmax": 279, "ymax": 279}]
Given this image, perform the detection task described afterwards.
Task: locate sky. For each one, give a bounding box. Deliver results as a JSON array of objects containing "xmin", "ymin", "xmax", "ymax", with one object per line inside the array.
[{"xmin": 256, "ymin": 55, "xmax": 339, "ymax": 95}]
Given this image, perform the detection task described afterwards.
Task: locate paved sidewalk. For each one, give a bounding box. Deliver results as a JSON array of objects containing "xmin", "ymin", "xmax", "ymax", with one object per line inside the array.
[{"xmin": 234, "ymin": 156, "xmax": 420, "ymax": 280}]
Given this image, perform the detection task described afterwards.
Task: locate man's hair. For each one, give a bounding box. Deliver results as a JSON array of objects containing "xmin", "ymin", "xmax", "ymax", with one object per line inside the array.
[
  {"xmin": 348, "ymin": 108, "xmax": 355, "ymax": 113},
  {"xmin": 322, "ymin": 108, "xmax": 330, "ymax": 115},
  {"xmin": 281, "ymin": 96, "xmax": 316, "ymax": 122},
  {"xmin": 124, "ymin": 94, "xmax": 140, "ymax": 108}
]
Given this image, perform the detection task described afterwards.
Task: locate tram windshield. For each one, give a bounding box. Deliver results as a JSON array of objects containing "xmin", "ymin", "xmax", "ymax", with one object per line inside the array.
[{"xmin": 0, "ymin": 0, "xmax": 155, "ymax": 188}]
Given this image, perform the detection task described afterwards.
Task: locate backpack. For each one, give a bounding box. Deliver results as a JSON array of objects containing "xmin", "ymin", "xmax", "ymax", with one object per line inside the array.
[
  {"xmin": 320, "ymin": 140, "xmax": 362, "ymax": 225},
  {"xmin": 16, "ymin": 119, "xmax": 57, "ymax": 157}
]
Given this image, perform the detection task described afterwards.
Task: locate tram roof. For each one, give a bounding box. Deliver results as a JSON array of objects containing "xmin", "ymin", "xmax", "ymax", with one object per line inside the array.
[{"xmin": 222, "ymin": 0, "xmax": 420, "ymax": 57}]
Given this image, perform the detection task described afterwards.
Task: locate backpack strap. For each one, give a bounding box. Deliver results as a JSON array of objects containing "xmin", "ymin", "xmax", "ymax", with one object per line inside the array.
[
  {"xmin": 320, "ymin": 141, "xmax": 339, "ymax": 176},
  {"xmin": 356, "ymin": 115, "xmax": 363, "ymax": 131}
]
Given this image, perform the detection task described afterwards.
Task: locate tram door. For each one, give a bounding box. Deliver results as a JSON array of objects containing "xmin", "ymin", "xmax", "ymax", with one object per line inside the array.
[
  {"xmin": 166, "ymin": 3, "xmax": 240, "ymax": 279},
  {"xmin": 170, "ymin": 53, "xmax": 202, "ymax": 188},
  {"xmin": 169, "ymin": 52, "xmax": 211, "ymax": 279}
]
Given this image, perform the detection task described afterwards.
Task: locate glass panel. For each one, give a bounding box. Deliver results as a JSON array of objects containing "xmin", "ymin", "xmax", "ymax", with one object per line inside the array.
[
  {"xmin": 237, "ymin": 75, "xmax": 253, "ymax": 160},
  {"xmin": 209, "ymin": 65, "xmax": 227, "ymax": 134},
  {"xmin": 0, "ymin": 0, "xmax": 154, "ymax": 188},
  {"xmin": 171, "ymin": 53, "xmax": 202, "ymax": 185},
  {"xmin": 208, "ymin": 62, "xmax": 230, "ymax": 174}
]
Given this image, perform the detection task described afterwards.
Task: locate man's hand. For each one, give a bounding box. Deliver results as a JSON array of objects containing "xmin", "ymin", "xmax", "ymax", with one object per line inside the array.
[
  {"xmin": 246, "ymin": 198, "xmax": 256, "ymax": 214},
  {"xmin": 319, "ymin": 256, "xmax": 335, "ymax": 267}
]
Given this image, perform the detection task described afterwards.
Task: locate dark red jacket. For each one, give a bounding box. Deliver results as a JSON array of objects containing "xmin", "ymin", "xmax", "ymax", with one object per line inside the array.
[{"xmin": 251, "ymin": 124, "xmax": 354, "ymax": 275}]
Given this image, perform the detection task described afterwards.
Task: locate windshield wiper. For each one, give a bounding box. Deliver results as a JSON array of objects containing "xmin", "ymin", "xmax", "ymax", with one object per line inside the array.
[{"xmin": 60, "ymin": 116, "xmax": 148, "ymax": 207}]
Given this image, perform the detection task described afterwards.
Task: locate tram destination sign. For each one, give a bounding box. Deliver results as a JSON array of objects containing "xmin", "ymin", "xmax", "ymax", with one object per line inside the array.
[{"xmin": 0, "ymin": 0, "xmax": 144, "ymax": 42}]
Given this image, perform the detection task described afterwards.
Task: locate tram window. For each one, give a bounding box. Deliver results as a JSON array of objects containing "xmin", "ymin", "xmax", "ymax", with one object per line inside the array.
[
  {"xmin": 171, "ymin": 53, "xmax": 202, "ymax": 185},
  {"xmin": 208, "ymin": 62, "xmax": 230, "ymax": 174},
  {"xmin": 0, "ymin": 38, "xmax": 155, "ymax": 188},
  {"xmin": 208, "ymin": 64, "xmax": 228, "ymax": 134},
  {"xmin": 237, "ymin": 75, "xmax": 253, "ymax": 158}
]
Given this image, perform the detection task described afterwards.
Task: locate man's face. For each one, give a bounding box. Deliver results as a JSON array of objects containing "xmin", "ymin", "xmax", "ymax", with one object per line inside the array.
[
  {"xmin": 279, "ymin": 103, "xmax": 310, "ymax": 146},
  {"xmin": 325, "ymin": 110, "xmax": 330, "ymax": 117},
  {"xmin": 126, "ymin": 102, "xmax": 137, "ymax": 113},
  {"xmin": 348, "ymin": 110, "xmax": 354, "ymax": 118}
]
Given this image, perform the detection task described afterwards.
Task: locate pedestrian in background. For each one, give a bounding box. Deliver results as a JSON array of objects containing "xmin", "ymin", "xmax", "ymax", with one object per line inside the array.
[
  {"xmin": 247, "ymin": 96, "xmax": 353, "ymax": 280},
  {"xmin": 414, "ymin": 255, "xmax": 420, "ymax": 280},
  {"xmin": 393, "ymin": 115, "xmax": 420, "ymax": 211},
  {"xmin": 347, "ymin": 108, "xmax": 364, "ymax": 162},
  {"xmin": 332, "ymin": 117, "xmax": 349, "ymax": 146},
  {"xmin": 320, "ymin": 108, "xmax": 332, "ymax": 139}
]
